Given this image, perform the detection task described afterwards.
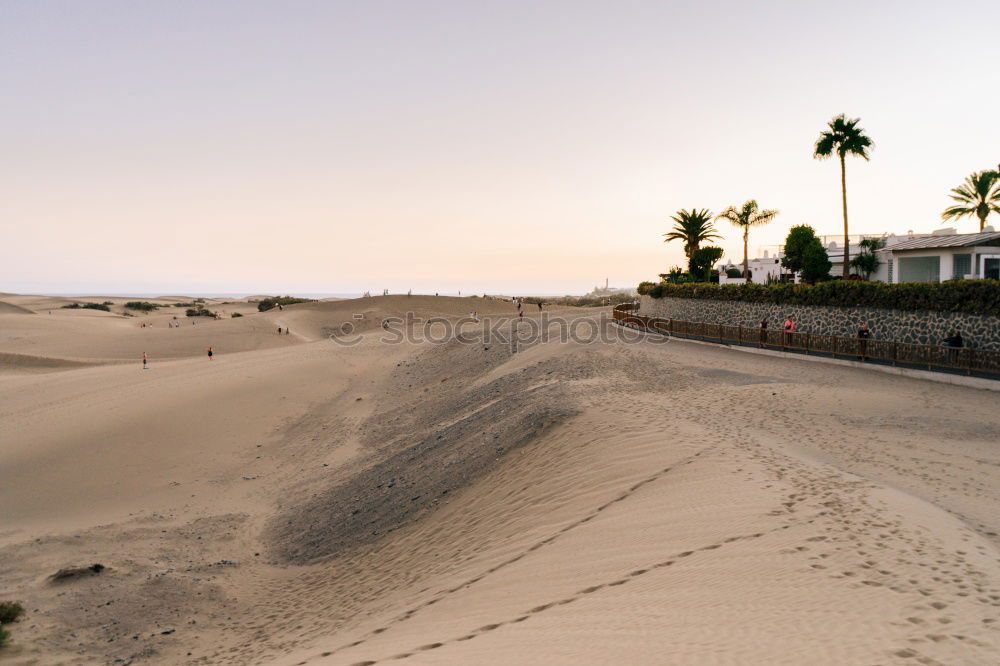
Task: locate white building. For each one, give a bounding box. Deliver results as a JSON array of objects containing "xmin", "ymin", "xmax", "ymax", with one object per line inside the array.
[
  {"xmin": 882, "ymin": 229, "xmax": 1000, "ymax": 282},
  {"xmin": 821, "ymin": 232, "xmax": 938, "ymax": 281},
  {"xmin": 717, "ymin": 228, "xmax": 1000, "ymax": 284},
  {"xmin": 718, "ymin": 250, "xmax": 794, "ymax": 284}
]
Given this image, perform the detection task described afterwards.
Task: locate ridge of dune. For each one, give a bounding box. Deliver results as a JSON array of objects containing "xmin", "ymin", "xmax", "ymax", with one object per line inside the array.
[
  {"xmin": 0, "ymin": 351, "xmax": 109, "ymax": 374},
  {"xmin": 0, "ymin": 300, "xmax": 34, "ymax": 315}
]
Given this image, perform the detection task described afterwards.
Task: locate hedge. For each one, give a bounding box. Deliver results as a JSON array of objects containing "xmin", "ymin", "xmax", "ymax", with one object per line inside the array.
[{"xmin": 637, "ymin": 279, "xmax": 1000, "ymax": 316}]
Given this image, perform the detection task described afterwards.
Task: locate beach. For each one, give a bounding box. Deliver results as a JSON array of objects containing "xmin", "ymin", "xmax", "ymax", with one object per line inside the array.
[{"xmin": 1, "ymin": 294, "xmax": 998, "ymax": 665}]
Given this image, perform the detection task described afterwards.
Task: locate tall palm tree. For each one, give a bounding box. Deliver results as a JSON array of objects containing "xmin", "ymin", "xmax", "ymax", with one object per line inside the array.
[
  {"xmin": 941, "ymin": 170, "xmax": 1000, "ymax": 232},
  {"xmin": 715, "ymin": 200, "xmax": 779, "ymax": 282},
  {"xmin": 814, "ymin": 114, "xmax": 874, "ymax": 277},
  {"xmin": 663, "ymin": 208, "xmax": 719, "ymax": 263}
]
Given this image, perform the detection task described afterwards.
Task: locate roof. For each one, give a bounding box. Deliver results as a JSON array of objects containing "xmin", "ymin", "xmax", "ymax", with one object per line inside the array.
[{"xmin": 886, "ymin": 231, "xmax": 1000, "ymax": 251}]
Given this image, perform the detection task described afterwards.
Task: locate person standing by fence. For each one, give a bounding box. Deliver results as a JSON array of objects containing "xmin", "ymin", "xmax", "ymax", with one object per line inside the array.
[
  {"xmin": 857, "ymin": 323, "xmax": 871, "ymax": 360},
  {"xmin": 943, "ymin": 331, "xmax": 964, "ymax": 365},
  {"xmin": 783, "ymin": 316, "xmax": 796, "ymax": 346}
]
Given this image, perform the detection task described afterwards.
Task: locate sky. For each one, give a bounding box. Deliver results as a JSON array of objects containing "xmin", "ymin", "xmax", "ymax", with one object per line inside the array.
[{"xmin": 2, "ymin": 0, "xmax": 999, "ymax": 296}]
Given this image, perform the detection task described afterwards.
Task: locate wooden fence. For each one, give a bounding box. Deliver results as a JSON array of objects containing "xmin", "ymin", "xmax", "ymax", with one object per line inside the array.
[{"xmin": 613, "ymin": 303, "xmax": 1000, "ymax": 378}]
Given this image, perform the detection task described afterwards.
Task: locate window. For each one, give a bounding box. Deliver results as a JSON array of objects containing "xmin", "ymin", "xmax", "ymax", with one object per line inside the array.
[
  {"xmin": 952, "ymin": 254, "xmax": 971, "ymax": 279},
  {"xmin": 898, "ymin": 256, "xmax": 940, "ymax": 282},
  {"xmin": 986, "ymin": 257, "xmax": 1000, "ymax": 280}
]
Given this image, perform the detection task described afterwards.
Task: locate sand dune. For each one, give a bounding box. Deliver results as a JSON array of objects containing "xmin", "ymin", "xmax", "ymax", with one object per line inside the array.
[
  {"xmin": 0, "ymin": 301, "xmax": 34, "ymax": 315},
  {"xmin": 1, "ymin": 296, "xmax": 998, "ymax": 664}
]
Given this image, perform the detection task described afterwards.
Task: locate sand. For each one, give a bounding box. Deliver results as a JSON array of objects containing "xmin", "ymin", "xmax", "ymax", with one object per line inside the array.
[{"xmin": 0, "ymin": 295, "xmax": 998, "ymax": 665}]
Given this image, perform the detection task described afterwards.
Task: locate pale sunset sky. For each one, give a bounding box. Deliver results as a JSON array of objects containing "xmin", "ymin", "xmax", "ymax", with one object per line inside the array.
[{"xmin": 2, "ymin": 1, "xmax": 998, "ymax": 295}]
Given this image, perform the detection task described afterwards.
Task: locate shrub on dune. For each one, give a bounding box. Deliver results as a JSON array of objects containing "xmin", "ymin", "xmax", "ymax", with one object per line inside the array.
[
  {"xmin": 0, "ymin": 601, "xmax": 23, "ymax": 624},
  {"xmin": 257, "ymin": 296, "xmax": 315, "ymax": 312},
  {"xmin": 125, "ymin": 301, "xmax": 159, "ymax": 312},
  {"xmin": 61, "ymin": 302, "xmax": 111, "ymax": 312}
]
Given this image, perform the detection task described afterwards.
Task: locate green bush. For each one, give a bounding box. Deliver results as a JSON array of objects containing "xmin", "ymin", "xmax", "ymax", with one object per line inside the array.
[
  {"xmin": 125, "ymin": 301, "xmax": 159, "ymax": 312},
  {"xmin": 689, "ymin": 246, "xmax": 723, "ymax": 282},
  {"xmin": 0, "ymin": 601, "xmax": 23, "ymax": 624},
  {"xmin": 231, "ymin": 312, "xmax": 243, "ymax": 318},
  {"xmin": 186, "ymin": 308, "xmax": 216, "ymax": 317},
  {"xmin": 257, "ymin": 296, "xmax": 315, "ymax": 312},
  {"xmin": 61, "ymin": 302, "xmax": 110, "ymax": 312},
  {"xmin": 801, "ymin": 242, "xmax": 832, "ymax": 284},
  {"xmin": 725, "ymin": 268, "xmax": 743, "ymax": 278},
  {"xmin": 640, "ymin": 279, "xmax": 1000, "ymax": 316},
  {"xmin": 0, "ymin": 625, "xmax": 9, "ymax": 648}
]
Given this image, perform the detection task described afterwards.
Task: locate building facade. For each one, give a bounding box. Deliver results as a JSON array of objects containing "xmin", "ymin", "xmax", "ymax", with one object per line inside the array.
[{"xmin": 882, "ymin": 230, "xmax": 1000, "ymax": 283}]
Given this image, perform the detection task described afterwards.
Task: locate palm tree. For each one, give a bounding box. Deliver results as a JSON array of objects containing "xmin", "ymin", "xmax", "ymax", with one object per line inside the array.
[
  {"xmin": 715, "ymin": 201, "xmax": 779, "ymax": 282},
  {"xmin": 663, "ymin": 208, "xmax": 719, "ymax": 263},
  {"xmin": 814, "ymin": 114, "xmax": 874, "ymax": 277},
  {"xmin": 941, "ymin": 170, "xmax": 1000, "ymax": 232}
]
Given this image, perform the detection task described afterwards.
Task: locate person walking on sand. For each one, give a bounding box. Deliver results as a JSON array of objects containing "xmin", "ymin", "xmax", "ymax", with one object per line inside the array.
[
  {"xmin": 143, "ymin": 352, "xmax": 148, "ymax": 370},
  {"xmin": 207, "ymin": 346, "xmax": 214, "ymax": 361},
  {"xmin": 277, "ymin": 326, "xmax": 282, "ymax": 334}
]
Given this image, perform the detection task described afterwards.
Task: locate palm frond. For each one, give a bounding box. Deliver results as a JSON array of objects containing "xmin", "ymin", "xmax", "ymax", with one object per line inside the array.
[
  {"xmin": 664, "ymin": 208, "xmax": 720, "ymax": 251},
  {"xmin": 941, "ymin": 171, "xmax": 1000, "ymax": 225},
  {"xmin": 814, "ymin": 133, "xmax": 835, "ymax": 158},
  {"xmin": 714, "ymin": 206, "xmax": 741, "ymax": 226},
  {"xmin": 814, "ymin": 113, "xmax": 873, "ymax": 161},
  {"xmin": 750, "ymin": 208, "xmax": 779, "ymax": 226},
  {"xmin": 715, "ymin": 200, "xmax": 778, "ymax": 228}
]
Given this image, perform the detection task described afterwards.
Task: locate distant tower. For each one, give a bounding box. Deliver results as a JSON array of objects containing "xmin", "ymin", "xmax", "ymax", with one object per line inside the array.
[{"xmin": 605, "ymin": 277, "xmax": 608, "ymax": 289}]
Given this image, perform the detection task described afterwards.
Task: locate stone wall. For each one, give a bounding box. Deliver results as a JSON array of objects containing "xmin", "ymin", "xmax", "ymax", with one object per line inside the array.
[{"xmin": 639, "ymin": 296, "xmax": 1000, "ymax": 351}]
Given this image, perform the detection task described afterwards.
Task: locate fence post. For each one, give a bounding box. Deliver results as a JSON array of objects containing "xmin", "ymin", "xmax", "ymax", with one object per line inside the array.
[
  {"xmin": 968, "ymin": 349, "xmax": 974, "ymax": 376},
  {"xmin": 805, "ymin": 333, "xmax": 811, "ymax": 355}
]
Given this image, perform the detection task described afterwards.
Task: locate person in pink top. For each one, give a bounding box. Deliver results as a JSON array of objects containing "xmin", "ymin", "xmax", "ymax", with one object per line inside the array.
[{"xmin": 783, "ymin": 316, "xmax": 796, "ymax": 345}]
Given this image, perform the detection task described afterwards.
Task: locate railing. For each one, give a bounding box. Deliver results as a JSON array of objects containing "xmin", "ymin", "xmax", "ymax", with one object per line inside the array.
[{"xmin": 612, "ymin": 303, "xmax": 1000, "ymax": 379}]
